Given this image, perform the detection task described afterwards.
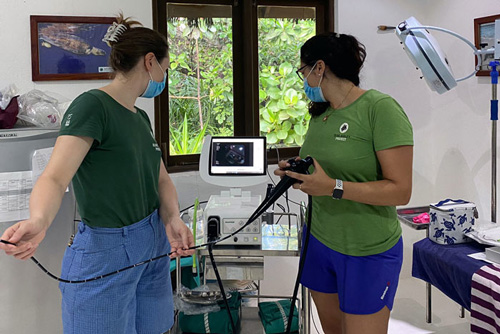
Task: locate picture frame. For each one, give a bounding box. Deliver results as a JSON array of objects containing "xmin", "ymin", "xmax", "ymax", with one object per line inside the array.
[
  {"xmin": 30, "ymin": 15, "xmax": 115, "ymax": 81},
  {"xmin": 474, "ymin": 14, "xmax": 500, "ymax": 76}
]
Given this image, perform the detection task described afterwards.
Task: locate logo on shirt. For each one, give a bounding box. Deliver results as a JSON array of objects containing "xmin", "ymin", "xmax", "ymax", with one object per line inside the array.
[
  {"xmin": 340, "ymin": 122, "xmax": 349, "ymax": 133},
  {"xmin": 65, "ymin": 114, "xmax": 73, "ymax": 127}
]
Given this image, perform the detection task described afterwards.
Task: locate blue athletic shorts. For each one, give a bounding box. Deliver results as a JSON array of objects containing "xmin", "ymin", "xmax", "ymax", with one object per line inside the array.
[
  {"xmin": 300, "ymin": 228, "xmax": 403, "ymax": 315},
  {"xmin": 59, "ymin": 210, "xmax": 174, "ymax": 334}
]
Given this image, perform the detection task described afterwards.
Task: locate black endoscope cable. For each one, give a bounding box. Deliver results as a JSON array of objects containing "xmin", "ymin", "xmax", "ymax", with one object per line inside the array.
[
  {"xmin": 285, "ymin": 195, "xmax": 312, "ymax": 334},
  {"xmin": 1, "ymin": 157, "xmax": 313, "ymax": 333},
  {"xmin": 0, "ymin": 210, "xmax": 261, "ymax": 284},
  {"xmin": 0, "ymin": 181, "xmax": 289, "ymax": 283}
]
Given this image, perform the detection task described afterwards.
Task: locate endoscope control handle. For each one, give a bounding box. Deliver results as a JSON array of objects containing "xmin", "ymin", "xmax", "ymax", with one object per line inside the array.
[{"xmin": 284, "ymin": 156, "xmax": 314, "ymax": 181}]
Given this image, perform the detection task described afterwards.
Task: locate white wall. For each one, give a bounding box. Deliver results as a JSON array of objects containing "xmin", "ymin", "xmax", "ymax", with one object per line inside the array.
[{"xmin": 0, "ymin": 0, "xmax": 155, "ymax": 117}]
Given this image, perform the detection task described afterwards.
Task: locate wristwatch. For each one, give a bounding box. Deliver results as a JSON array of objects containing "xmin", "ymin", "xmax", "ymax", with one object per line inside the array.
[{"xmin": 332, "ymin": 179, "xmax": 343, "ymax": 200}]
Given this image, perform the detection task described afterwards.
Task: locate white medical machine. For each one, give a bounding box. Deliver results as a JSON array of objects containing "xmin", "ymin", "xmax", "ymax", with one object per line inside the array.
[{"xmin": 199, "ymin": 135, "xmax": 268, "ymax": 246}]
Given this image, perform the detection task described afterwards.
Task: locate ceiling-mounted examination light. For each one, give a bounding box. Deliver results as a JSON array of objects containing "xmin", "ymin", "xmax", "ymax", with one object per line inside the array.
[{"xmin": 391, "ymin": 16, "xmax": 482, "ymax": 94}]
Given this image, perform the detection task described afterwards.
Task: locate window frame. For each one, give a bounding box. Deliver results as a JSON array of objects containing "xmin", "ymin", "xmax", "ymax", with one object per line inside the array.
[{"xmin": 153, "ymin": 0, "xmax": 334, "ymax": 173}]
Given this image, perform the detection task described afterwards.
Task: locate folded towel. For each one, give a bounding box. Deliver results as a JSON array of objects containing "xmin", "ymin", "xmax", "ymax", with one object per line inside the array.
[
  {"xmin": 258, "ymin": 300, "xmax": 298, "ymax": 334},
  {"xmin": 413, "ymin": 212, "xmax": 430, "ymax": 224}
]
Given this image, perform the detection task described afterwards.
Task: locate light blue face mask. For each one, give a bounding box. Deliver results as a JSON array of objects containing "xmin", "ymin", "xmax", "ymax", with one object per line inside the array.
[
  {"xmin": 141, "ymin": 59, "xmax": 167, "ymax": 98},
  {"xmin": 303, "ymin": 61, "xmax": 327, "ymax": 103}
]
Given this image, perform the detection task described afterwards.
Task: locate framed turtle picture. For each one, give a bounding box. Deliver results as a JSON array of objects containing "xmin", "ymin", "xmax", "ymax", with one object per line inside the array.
[
  {"xmin": 474, "ymin": 14, "xmax": 500, "ymax": 76},
  {"xmin": 30, "ymin": 15, "xmax": 115, "ymax": 81}
]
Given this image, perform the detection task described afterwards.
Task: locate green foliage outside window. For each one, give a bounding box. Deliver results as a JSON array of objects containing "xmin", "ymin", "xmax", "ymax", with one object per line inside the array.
[
  {"xmin": 167, "ymin": 17, "xmax": 315, "ymax": 155},
  {"xmin": 259, "ymin": 19, "xmax": 315, "ymax": 146}
]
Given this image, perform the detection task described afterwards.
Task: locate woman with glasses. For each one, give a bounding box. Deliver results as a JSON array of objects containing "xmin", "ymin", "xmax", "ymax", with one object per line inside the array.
[
  {"xmin": 276, "ymin": 33, "xmax": 413, "ymax": 334},
  {"xmin": 0, "ymin": 13, "xmax": 194, "ymax": 334}
]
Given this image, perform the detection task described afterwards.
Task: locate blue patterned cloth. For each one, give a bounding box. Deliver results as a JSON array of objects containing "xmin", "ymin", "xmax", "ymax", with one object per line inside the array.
[{"xmin": 59, "ymin": 209, "xmax": 174, "ymax": 333}]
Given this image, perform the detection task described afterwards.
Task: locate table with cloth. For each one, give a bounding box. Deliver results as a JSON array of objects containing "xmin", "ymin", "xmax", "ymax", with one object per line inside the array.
[{"xmin": 412, "ymin": 238, "xmax": 500, "ymax": 333}]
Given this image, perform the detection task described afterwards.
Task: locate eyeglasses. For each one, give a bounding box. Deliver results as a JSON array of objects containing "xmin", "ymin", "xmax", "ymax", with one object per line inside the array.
[{"xmin": 296, "ymin": 64, "xmax": 308, "ymax": 81}]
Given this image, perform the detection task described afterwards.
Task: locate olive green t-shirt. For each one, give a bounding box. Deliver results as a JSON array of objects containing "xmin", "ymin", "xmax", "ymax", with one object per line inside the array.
[
  {"xmin": 300, "ymin": 89, "xmax": 413, "ymax": 256},
  {"xmin": 59, "ymin": 89, "xmax": 162, "ymax": 228}
]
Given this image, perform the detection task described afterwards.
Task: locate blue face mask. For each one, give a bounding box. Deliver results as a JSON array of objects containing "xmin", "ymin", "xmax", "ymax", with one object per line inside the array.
[
  {"xmin": 141, "ymin": 59, "xmax": 167, "ymax": 98},
  {"xmin": 303, "ymin": 62, "xmax": 327, "ymax": 103}
]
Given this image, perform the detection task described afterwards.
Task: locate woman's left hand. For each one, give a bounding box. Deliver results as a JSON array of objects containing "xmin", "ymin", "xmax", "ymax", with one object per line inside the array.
[
  {"xmin": 165, "ymin": 216, "xmax": 195, "ymax": 258},
  {"xmin": 286, "ymin": 158, "xmax": 336, "ymax": 197}
]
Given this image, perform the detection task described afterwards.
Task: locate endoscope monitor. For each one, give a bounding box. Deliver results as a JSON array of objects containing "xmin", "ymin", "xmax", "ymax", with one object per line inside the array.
[{"xmin": 209, "ymin": 136, "xmax": 266, "ymax": 176}]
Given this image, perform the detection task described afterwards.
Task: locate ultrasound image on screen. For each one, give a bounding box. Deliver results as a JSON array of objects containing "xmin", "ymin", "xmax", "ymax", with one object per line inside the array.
[{"xmin": 213, "ymin": 143, "xmax": 254, "ymax": 167}]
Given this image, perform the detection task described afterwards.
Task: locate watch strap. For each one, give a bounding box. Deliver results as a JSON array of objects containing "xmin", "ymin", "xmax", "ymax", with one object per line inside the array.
[{"xmin": 332, "ymin": 179, "xmax": 343, "ymax": 200}]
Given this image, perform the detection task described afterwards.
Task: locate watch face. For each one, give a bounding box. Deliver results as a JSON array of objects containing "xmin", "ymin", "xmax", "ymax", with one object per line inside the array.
[{"xmin": 333, "ymin": 188, "xmax": 343, "ymax": 199}]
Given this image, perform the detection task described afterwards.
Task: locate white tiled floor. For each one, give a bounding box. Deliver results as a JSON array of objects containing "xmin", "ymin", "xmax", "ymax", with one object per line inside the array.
[
  {"xmin": 388, "ymin": 278, "xmax": 470, "ymax": 334},
  {"xmin": 304, "ymin": 277, "xmax": 470, "ymax": 334},
  {"xmin": 235, "ymin": 276, "xmax": 471, "ymax": 334}
]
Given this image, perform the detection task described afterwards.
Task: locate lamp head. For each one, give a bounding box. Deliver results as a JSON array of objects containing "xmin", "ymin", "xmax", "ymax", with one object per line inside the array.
[{"xmin": 396, "ymin": 17, "xmax": 457, "ymax": 94}]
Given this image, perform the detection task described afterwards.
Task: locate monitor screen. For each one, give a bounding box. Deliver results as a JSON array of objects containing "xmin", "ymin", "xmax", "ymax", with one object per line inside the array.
[{"xmin": 209, "ymin": 137, "xmax": 266, "ymax": 176}]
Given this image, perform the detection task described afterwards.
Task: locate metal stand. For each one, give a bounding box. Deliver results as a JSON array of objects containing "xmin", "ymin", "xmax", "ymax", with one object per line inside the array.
[
  {"xmin": 425, "ymin": 227, "xmax": 432, "ymax": 323},
  {"xmin": 491, "ymin": 61, "xmax": 499, "ymax": 223}
]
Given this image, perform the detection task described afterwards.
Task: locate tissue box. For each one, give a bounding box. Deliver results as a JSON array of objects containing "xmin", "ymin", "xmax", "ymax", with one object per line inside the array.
[{"xmin": 429, "ymin": 199, "xmax": 478, "ymax": 245}]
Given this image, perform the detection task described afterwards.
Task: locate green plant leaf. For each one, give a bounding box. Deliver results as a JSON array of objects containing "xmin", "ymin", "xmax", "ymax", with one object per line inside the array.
[
  {"xmin": 293, "ymin": 134, "xmax": 305, "ymax": 146},
  {"xmin": 181, "ymin": 114, "xmax": 189, "ymax": 153},
  {"xmin": 259, "ymin": 89, "xmax": 268, "ymax": 100},
  {"xmin": 294, "ymin": 123, "xmax": 307, "ymax": 136},
  {"xmin": 266, "ymin": 132, "xmax": 278, "ymax": 144},
  {"xmin": 295, "ymin": 100, "xmax": 308, "ymax": 109},
  {"xmin": 277, "ymin": 129, "xmax": 288, "ymax": 140},
  {"xmin": 268, "ymin": 87, "xmax": 281, "ymax": 100},
  {"xmin": 260, "ymin": 120, "xmax": 273, "ymax": 132},
  {"xmin": 260, "ymin": 107, "xmax": 272, "ymax": 122},
  {"xmin": 268, "ymin": 101, "xmax": 280, "ymax": 113},
  {"xmin": 279, "ymin": 62, "xmax": 293, "ymax": 76},
  {"xmin": 282, "ymin": 120, "xmax": 292, "ymax": 131},
  {"xmin": 189, "ymin": 123, "xmax": 209, "ymax": 153},
  {"xmin": 285, "ymin": 135, "xmax": 295, "ymax": 144},
  {"xmin": 265, "ymin": 77, "xmax": 280, "ymax": 86},
  {"xmin": 277, "ymin": 100, "xmax": 288, "ymax": 110},
  {"xmin": 286, "ymin": 109, "xmax": 300, "ymax": 118},
  {"xmin": 278, "ymin": 111, "xmax": 290, "ymax": 120}
]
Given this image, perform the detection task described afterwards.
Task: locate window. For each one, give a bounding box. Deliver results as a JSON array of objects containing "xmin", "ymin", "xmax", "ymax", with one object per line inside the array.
[{"xmin": 153, "ymin": 0, "xmax": 334, "ymax": 172}]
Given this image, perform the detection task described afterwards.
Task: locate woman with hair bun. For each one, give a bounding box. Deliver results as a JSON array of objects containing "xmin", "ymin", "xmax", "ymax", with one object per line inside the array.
[
  {"xmin": 0, "ymin": 13, "xmax": 194, "ymax": 333},
  {"xmin": 275, "ymin": 33, "xmax": 413, "ymax": 334}
]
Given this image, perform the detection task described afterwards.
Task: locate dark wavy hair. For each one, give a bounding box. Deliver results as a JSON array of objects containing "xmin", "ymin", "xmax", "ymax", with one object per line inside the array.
[
  {"xmin": 300, "ymin": 33, "xmax": 366, "ymax": 117},
  {"xmin": 107, "ymin": 13, "xmax": 168, "ymax": 73}
]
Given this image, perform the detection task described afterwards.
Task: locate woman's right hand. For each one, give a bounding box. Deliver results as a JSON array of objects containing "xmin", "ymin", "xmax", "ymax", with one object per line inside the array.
[
  {"xmin": 274, "ymin": 157, "xmax": 301, "ymax": 179},
  {"xmin": 0, "ymin": 219, "xmax": 47, "ymax": 260},
  {"xmin": 274, "ymin": 159, "xmax": 291, "ymax": 179}
]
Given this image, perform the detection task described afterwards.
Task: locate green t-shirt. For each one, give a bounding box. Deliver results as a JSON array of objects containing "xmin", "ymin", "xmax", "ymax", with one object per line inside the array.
[
  {"xmin": 59, "ymin": 89, "xmax": 162, "ymax": 228},
  {"xmin": 300, "ymin": 89, "xmax": 413, "ymax": 256}
]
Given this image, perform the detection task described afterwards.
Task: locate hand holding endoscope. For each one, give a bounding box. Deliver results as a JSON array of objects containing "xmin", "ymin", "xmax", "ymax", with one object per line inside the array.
[
  {"xmin": 271, "ymin": 156, "xmax": 313, "ymax": 192},
  {"xmin": 284, "ymin": 156, "xmax": 313, "ymax": 177}
]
